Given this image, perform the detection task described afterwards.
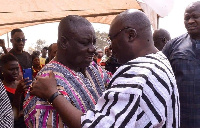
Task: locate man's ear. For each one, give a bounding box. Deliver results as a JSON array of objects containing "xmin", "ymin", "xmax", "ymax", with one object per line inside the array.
[
  {"xmin": 59, "ymin": 37, "xmax": 68, "ymax": 49},
  {"xmin": 10, "ymin": 38, "xmax": 13, "ymax": 43},
  {"xmin": 128, "ymin": 28, "xmax": 137, "ymax": 42}
]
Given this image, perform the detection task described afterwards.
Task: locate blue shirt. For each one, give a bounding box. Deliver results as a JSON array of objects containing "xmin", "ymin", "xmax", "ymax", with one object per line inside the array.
[{"xmin": 163, "ymin": 33, "xmax": 200, "ymax": 128}]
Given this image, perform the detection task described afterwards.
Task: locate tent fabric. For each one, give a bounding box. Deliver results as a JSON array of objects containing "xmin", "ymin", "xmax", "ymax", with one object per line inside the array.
[
  {"xmin": 0, "ymin": 0, "xmax": 141, "ymax": 36},
  {"xmin": 141, "ymin": 0, "xmax": 174, "ymax": 17},
  {"xmin": 138, "ymin": 2, "xmax": 158, "ymax": 30}
]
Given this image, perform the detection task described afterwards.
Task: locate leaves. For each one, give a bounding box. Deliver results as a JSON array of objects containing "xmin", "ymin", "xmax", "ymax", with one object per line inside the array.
[
  {"xmin": 27, "ymin": 39, "xmax": 48, "ymax": 54},
  {"xmin": 95, "ymin": 31, "xmax": 109, "ymax": 51}
]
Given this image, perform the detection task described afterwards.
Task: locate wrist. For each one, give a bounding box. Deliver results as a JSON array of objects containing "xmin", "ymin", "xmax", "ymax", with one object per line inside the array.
[{"xmin": 48, "ymin": 91, "xmax": 62, "ymax": 104}]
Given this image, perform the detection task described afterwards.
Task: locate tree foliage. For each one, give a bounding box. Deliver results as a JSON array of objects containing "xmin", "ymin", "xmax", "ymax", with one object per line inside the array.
[
  {"xmin": 27, "ymin": 39, "xmax": 47, "ymax": 54},
  {"xmin": 95, "ymin": 31, "xmax": 110, "ymax": 52},
  {"xmin": 35, "ymin": 39, "xmax": 47, "ymax": 51}
]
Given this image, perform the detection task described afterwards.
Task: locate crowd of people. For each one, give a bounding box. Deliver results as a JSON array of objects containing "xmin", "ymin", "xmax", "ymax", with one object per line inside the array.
[{"xmin": 0, "ymin": 1, "xmax": 200, "ymax": 128}]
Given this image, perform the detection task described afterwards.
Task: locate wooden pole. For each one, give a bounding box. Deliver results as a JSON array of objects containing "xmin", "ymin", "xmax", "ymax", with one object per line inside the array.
[{"xmin": 7, "ymin": 32, "xmax": 9, "ymax": 48}]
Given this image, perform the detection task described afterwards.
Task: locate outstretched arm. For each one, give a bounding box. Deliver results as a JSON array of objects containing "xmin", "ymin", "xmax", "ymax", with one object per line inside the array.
[{"xmin": 30, "ymin": 72, "xmax": 82, "ymax": 128}]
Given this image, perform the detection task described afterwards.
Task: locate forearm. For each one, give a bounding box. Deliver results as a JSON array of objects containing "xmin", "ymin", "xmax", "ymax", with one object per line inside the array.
[
  {"xmin": 51, "ymin": 94, "xmax": 83, "ymax": 128},
  {"xmin": 12, "ymin": 92, "xmax": 22, "ymax": 119},
  {"xmin": 2, "ymin": 46, "xmax": 8, "ymax": 54}
]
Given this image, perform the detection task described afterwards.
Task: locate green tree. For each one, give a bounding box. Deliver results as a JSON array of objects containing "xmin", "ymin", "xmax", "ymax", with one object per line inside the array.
[{"xmin": 95, "ymin": 31, "xmax": 110, "ymax": 51}]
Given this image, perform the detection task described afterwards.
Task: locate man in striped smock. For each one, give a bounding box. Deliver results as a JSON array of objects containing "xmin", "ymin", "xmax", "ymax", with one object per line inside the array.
[
  {"xmin": 30, "ymin": 9, "xmax": 180, "ymax": 128},
  {"xmin": 23, "ymin": 15, "xmax": 110, "ymax": 127},
  {"xmin": 0, "ymin": 80, "xmax": 14, "ymax": 127}
]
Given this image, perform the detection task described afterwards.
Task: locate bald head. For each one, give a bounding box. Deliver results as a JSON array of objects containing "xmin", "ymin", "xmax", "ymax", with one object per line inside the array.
[
  {"xmin": 153, "ymin": 29, "xmax": 171, "ymax": 39},
  {"xmin": 185, "ymin": 1, "xmax": 200, "ymax": 12},
  {"xmin": 111, "ymin": 9, "xmax": 151, "ymax": 36},
  {"xmin": 58, "ymin": 15, "xmax": 93, "ymax": 41},
  {"xmin": 153, "ymin": 29, "xmax": 171, "ymax": 50},
  {"xmin": 109, "ymin": 9, "xmax": 158, "ymax": 64}
]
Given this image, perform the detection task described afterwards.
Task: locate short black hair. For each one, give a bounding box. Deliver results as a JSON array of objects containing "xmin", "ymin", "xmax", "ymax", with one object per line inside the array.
[
  {"xmin": 32, "ymin": 51, "xmax": 40, "ymax": 56},
  {"xmin": 42, "ymin": 47, "xmax": 48, "ymax": 51},
  {"xmin": 0, "ymin": 53, "xmax": 18, "ymax": 66},
  {"xmin": 31, "ymin": 54, "xmax": 39, "ymax": 61},
  {"xmin": 11, "ymin": 28, "xmax": 23, "ymax": 37}
]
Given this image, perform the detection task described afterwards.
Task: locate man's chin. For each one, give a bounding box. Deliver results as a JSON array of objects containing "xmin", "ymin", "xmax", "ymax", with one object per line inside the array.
[{"xmin": 17, "ymin": 48, "xmax": 24, "ymax": 51}]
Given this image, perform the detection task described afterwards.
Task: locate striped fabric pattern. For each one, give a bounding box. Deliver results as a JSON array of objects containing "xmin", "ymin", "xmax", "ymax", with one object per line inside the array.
[
  {"xmin": 81, "ymin": 52, "xmax": 180, "ymax": 128},
  {"xmin": 23, "ymin": 61, "xmax": 110, "ymax": 128},
  {"xmin": 0, "ymin": 81, "xmax": 14, "ymax": 128}
]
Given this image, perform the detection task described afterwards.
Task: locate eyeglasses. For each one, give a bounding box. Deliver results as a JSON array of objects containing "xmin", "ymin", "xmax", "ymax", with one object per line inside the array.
[
  {"xmin": 108, "ymin": 27, "xmax": 134, "ymax": 42},
  {"xmin": 13, "ymin": 38, "xmax": 27, "ymax": 43}
]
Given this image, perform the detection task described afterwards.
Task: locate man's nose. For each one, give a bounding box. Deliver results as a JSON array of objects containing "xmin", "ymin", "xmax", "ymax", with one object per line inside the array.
[{"xmin": 188, "ymin": 18, "xmax": 195, "ymax": 24}]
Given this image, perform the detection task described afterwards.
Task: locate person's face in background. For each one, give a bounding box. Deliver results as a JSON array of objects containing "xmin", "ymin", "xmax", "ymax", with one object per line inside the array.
[
  {"xmin": 41, "ymin": 49, "xmax": 47, "ymax": 57},
  {"xmin": 11, "ymin": 32, "xmax": 26, "ymax": 52},
  {"xmin": 32, "ymin": 57, "xmax": 40, "ymax": 67},
  {"xmin": 184, "ymin": 3, "xmax": 200, "ymax": 38},
  {"xmin": 105, "ymin": 47, "xmax": 112, "ymax": 57},
  {"xmin": 2, "ymin": 61, "xmax": 19, "ymax": 81},
  {"xmin": 49, "ymin": 44, "xmax": 57, "ymax": 60},
  {"xmin": 97, "ymin": 51, "xmax": 103, "ymax": 59}
]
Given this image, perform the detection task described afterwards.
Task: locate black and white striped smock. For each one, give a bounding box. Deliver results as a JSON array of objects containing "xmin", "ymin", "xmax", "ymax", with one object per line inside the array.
[
  {"xmin": 81, "ymin": 51, "xmax": 180, "ymax": 128},
  {"xmin": 0, "ymin": 81, "xmax": 14, "ymax": 127}
]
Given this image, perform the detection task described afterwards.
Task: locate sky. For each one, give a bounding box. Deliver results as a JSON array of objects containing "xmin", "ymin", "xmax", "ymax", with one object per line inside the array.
[
  {"xmin": 0, "ymin": 0, "xmax": 198, "ymax": 52},
  {"xmin": 0, "ymin": 23, "xmax": 110, "ymax": 52}
]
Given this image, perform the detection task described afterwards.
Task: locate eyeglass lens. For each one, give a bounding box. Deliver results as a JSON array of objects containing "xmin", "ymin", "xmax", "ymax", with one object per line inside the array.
[{"xmin": 15, "ymin": 38, "xmax": 27, "ymax": 43}]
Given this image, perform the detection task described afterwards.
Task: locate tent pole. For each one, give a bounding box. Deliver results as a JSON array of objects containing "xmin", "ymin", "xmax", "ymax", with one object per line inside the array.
[{"xmin": 7, "ymin": 32, "xmax": 9, "ymax": 48}]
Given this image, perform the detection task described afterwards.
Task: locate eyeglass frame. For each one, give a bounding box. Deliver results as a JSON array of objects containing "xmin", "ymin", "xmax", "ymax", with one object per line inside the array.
[
  {"xmin": 108, "ymin": 27, "xmax": 136, "ymax": 42},
  {"xmin": 12, "ymin": 38, "xmax": 27, "ymax": 43}
]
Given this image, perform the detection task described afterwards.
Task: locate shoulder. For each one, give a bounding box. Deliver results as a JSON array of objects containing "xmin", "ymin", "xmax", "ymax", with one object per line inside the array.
[
  {"xmin": 162, "ymin": 33, "xmax": 188, "ymax": 58},
  {"xmin": 23, "ymin": 51, "xmax": 31, "ymax": 55},
  {"xmin": 167, "ymin": 33, "xmax": 188, "ymax": 45}
]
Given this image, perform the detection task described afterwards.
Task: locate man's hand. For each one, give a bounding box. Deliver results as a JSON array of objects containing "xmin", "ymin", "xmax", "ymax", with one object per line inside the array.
[
  {"xmin": 0, "ymin": 39, "xmax": 5, "ymax": 47},
  {"xmin": 30, "ymin": 71, "xmax": 58, "ymax": 100},
  {"xmin": 15, "ymin": 78, "xmax": 31, "ymax": 94}
]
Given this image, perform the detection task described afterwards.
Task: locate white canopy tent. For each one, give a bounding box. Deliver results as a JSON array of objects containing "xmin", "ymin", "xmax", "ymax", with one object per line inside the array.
[
  {"xmin": 0, "ymin": 0, "xmax": 174, "ymax": 36},
  {"xmin": 0, "ymin": 0, "xmax": 141, "ymax": 36}
]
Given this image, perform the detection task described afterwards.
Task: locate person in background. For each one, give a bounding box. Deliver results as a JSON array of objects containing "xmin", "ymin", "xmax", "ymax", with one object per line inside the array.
[
  {"xmin": 40, "ymin": 47, "xmax": 48, "ymax": 67},
  {"xmin": 96, "ymin": 49, "xmax": 103, "ymax": 65},
  {"xmin": 0, "ymin": 53, "xmax": 29, "ymax": 128},
  {"xmin": 31, "ymin": 54, "xmax": 43, "ymax": 78},
  {"xmin": 24, "ymin": 15, "xmax": 110, "ymax": 127},
  {"xmin": 153, "ymin": 28, "xmax": 171, "ymax": 51},
  {"xmin": 100, "ymin": 45, "xmax": 112, "ymax": 68},
  {"xmin": 9, "ymin": 28, "xmax": 32, "ymax": 70},
  {"xmin": 32, "ymin": 50, "xmax": 40, "ymax": 57},
  {"xmin": 45, "ymin": 43, "xmax": 57, "ymax": 64},
  {"xmin": 105, "ymin": 56, "xmax": 121, "ymax": 74},
  {"xmin": 30, "ymin": 9, "xmax": 180, "ymax": 128},
  {"xmin": 0, "ymin": 39, "xmax": 8, "ymax": 81},
  {"xmin": 162, "ymin": 1, "xmax": 200, "ymax": 128}
]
